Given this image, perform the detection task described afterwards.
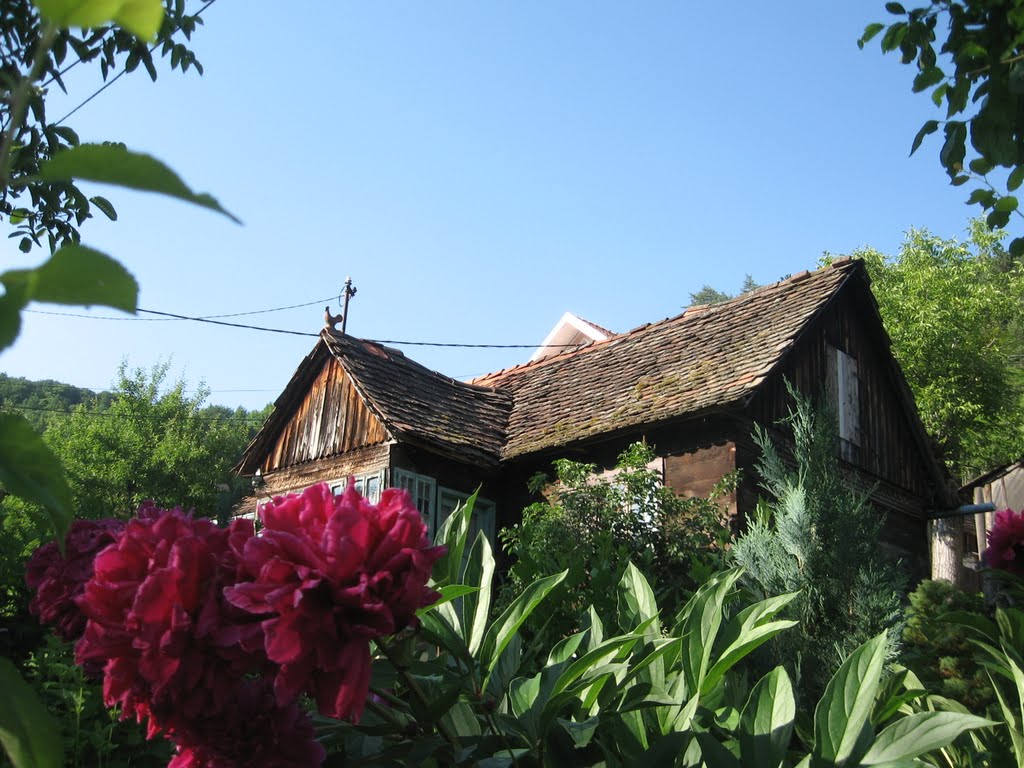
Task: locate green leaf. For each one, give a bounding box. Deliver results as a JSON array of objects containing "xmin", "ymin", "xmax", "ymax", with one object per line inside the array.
[
  {"xmin": 987, "ymin": 209, "xmax": 1011, "ymax": 230},
  {"xmin": 419, "ymin": 584, "xmax": 478, "ymax": 615},
  {"xmin": 558, "ymin": 716, "xmax": 600, "ymax": 748},
  {"xmin": 912, "ymin": 66, "xmax": 944, "ymax": 93},
  {"xmin": 617, "ymin": 560, "xmax": 659, "ymax": 636},
  {"xmin": 0, "ymin": 286, "xmax": 27, "ymax": 353},
  {"xmin": 479, "ymin": 570, "xmax": 567, "ymax": 688},
  {"xmin": 858, "ymin": 23, "xmax": 885, "ymax": 49},
  {"xmin": 939, "ymin": 121, "xmax": 967, "ymax": 173},
  {"xmin": 950, "ymin": 175, "xmax": 970, "ymax": 186},
  {"xmin": 0, "ymin": 657, "xmax": 63, "ymax": 768},
  {"xmin": 0, "ymin": 413, "xmax": 74, "ymax": 544},
  {"xmin": 694, "ymin": 733, "xmax": 741, "ymax": 768},
  {"xmin": 881, "ymin": 22, "xmax": 908, "ymax": 53},
  {"xmin": 2, "ymin": 245, "xmax": 137, "ymax": 312},
  {"xmin": 9, "ymin": 208, "xmax": 30, "ymax": 225},
  {"xmin": 812, "ymin": 631, "xmax": 888, "ymax": 765},
  {"xmin": 1007, "ymin": 165, "xmax": 1024, "ymax": 192},
  {"xmin": 861, "ymin": 712, "xmax": 996, "ymax": 764},
  {"xmin": 33, "ymin": 0, "xmax": 164, "ymax": 41},
  {"xmin": 37, "ymin": 144, "xmax": 240, "ymax": 223},
  {"xmin": 739, "ymin": 667, "xmax": 795, "ymax": 768},
  {"xmin": 461, "ymin": 530, "xmax": 495, "ymax": 656},
  {"xmin": 884, "ymin": 2, "xmax": 905, "ymax": 13},
  {"xmin": 909, "ymin": 120, "xmax": 938, "ymax": 156},
  {"xmin": 968, "ymin": 158, "xmax": 993, "ymax": 175},
  {"xmin": 1009, "ymin": 236, "xmax": 1024, "ymax": 257},
  {"xmin": 994, "ymin": 195, "xmax": 1018, "ymax": 213},
  {"xmin": 434, "ymin": 489, "xmax": 475, "ymax": 585},
  {"xmin": 89, "ymin": 195, "xmax": 117, "ymax": 221},
  {"xmin": 675, "ymin": 569, "xmax": 742, "ymax": 696}
]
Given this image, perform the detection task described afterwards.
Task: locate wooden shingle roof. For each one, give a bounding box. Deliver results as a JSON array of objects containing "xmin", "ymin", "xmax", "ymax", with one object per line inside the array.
[
  {"xmin": 240, "ymin": 259, "xmax": 866, "ymax": 473},
  {"xmin": 474, "ymin": 258, "xmax": 861, "ymax": 459},
  {"xmin": 321, "ymin": 333, "xmax": 512, "ymax": 466}
]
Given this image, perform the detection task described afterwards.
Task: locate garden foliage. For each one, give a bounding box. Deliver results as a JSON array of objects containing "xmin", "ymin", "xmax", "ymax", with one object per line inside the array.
[
  {"xmin": 17, "ymin": 482, "xmax": 1009, "ymax": 767},
  {"xmin": 731, "ymin": 386, "xmax": 906, "ymax": 704},
  {"xmin": 497, "ymin": 442, "xmax": 733, "ymax": 662}
]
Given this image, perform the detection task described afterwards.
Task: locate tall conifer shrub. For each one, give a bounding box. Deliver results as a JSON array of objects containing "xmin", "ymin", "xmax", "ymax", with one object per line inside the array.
[{"xmin": 732, "ymin": 386, "xmax": 906, "ymax": 703}]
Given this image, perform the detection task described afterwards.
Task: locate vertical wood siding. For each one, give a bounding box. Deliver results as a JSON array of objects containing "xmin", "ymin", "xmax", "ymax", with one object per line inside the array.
[
  {"xmin": 264, "ymin": 357, "xmax": 389, "ymax": 471},
  {"xmin": 747, "ymin": 290, "xmax": 934, "ymax": 502}
]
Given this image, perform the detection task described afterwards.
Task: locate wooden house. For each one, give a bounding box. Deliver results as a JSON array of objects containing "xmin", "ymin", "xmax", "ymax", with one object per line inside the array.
[{"xmin": 235, "ymin": 258, "xmax": 956, "ymax": 577}]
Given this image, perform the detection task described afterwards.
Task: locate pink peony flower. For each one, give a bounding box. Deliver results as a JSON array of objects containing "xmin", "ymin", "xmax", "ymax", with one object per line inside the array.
[
  {"xmin": 225, "ymin": 482, "xmax": 445, "ymax": 721},
  {"xmin": 168, "ymin": 679, "xmax": 325, "ymax": 768},
  {"xmin": 75, "ymin": 506, "xmax": 264, "ymax": 736},
  {"xmin": 25, "ymin": 518, "xmax": 125, "ymax": 642},
  {"xmin": 984, "ymin": 508, "xmax": 1024, "ymax": 576}
]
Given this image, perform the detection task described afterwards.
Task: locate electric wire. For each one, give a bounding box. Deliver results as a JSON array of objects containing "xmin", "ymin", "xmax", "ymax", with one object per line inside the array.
[
  {"xmin": 25, "ymin": 294, "xmax": 338, "ymax": 322},
  {"xmin": 27, "ymin": 306, "xmax": 585, "ymax": 348},
  {"xmin": 2, "ymin": 403, "xmax": 266, "ymax": 422}
]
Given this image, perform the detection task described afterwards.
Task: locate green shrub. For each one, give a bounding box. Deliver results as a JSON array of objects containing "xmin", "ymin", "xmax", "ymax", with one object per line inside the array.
[
  {"xmin": 901, "ymin": 579, "xmax": 994, "ymax": 711},
  {"xmin": 731, "ymin": 386, "xmax": 907, "ymax": 704},
  {"xmin": 497, "ymin": 442, "xmax": 733, "ymax": 662}
]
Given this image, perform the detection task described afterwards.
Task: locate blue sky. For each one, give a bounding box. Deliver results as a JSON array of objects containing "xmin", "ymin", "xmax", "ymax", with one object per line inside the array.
[{"xmin": 2, "ymin": 1, "xmax": 983, "ymax": 410}]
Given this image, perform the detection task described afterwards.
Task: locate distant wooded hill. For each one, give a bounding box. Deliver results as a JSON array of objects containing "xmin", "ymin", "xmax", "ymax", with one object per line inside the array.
[{"xmin": 0, "ymin": 373, "xmax": 115, "ymax": 431}]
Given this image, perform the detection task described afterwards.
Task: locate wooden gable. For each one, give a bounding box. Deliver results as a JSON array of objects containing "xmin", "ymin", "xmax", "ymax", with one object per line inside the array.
[
  {"xmin": 746, "ymin": 278, "xmax": 949, "ymax": 512},
  {"xmin": 262, "ymin": 355, "xmax": 390, "ymax": 473}
]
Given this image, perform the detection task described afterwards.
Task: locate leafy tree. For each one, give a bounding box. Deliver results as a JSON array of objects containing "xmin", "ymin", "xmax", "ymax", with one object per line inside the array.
[
  {"xmin": 688, "ymin": 274, "xmax": 761, "ymax": 306},
  {"xmin": 44, "ymin": 362, "xmax": 262, "ymax": 520},
  {"xmin": 731, "ymin": 386, "xmax": 907, "ymax": 705},
  {"xmin": 498, "ymin": 442, "xmax": 733, "ymax": 665},
  {"xmin": 0, "ymin": 0, "xmax": 207, "ymax": 252},
  {"xmin": 836, "ymin": 222, "xmax": 1024, "ymax": 480},
  {"xmin": 861, "ymin": 0, "xmax": 1024, "ymax": 251}
]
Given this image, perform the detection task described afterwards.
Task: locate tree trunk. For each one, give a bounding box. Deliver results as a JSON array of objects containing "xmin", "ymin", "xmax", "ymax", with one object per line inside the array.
[{"xmin": 930, "ymin": 517, "xmax": 963, "ymax": 585}]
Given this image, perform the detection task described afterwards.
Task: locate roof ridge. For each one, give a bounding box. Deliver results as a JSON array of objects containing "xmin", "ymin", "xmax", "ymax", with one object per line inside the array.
[{"xmin": 473, "ymin": 258, "xmax": 863, "ymax": 385}]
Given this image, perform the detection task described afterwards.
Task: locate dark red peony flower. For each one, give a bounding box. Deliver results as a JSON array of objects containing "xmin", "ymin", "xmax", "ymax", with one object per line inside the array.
[
  {"xmin": 226, "ymin": 482, "xmax": 445, "ymax": 721},
  {"xmin": 984, "ymin": 508, "xmax": 1024, "ymax": 575},
  {"xmin": 25, "ymin": 518, "xmax": 125, "ymax": 642},
  {"xmin": 75, "ymin": 506, "xmax": 264, "ymax": 736},
  {"xmin": 167, "ymin": 679, "xmax": 325, "ymax": 768}
]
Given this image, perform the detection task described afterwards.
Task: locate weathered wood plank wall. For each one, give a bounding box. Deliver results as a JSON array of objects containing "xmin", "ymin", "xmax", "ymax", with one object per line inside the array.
[{"xmin": 264, "ymin": 357, "xmax": 389, "ymax": 471}]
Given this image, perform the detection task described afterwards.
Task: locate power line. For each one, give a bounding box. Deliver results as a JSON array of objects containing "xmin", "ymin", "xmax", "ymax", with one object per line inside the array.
[
  {"xmin": 28, "ymin": 305, "xmax": 588, "ymax": 348},
  {"xmin": 25, "ymin": 294, "xmax": 336, "ymax": 322},
  {"xmin": 53, "ymin": 0, "xmax": 220, "ymax": 126},
  {"xmin": 3, "ymin": 403, "xmax": 266, "ymax": 423}
]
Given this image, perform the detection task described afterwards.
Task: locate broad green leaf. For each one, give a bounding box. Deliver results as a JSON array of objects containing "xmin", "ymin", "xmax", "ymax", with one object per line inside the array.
[
  {"xmin": 2, "ymin": 245, "xmax": 137, "ymax": 311},
  {"xmin": 34, "ymin": 0, "xmax": 164, "ymax": 40},
  {"xmin": 37, "ymin": 144, "xmax": 240, "ymax": 223},
  {"xmin": 558, "ymin": 716, "xmax": 599, "ymax": 747},
  {"xmin": 418, "ymin": 584, "xmax": 478, "ymax": 615},
  {"xmin": 480, "ymin": 570, "xmax": 567, "ymax": 688},
  {"xmin": 739, "ymin": 667, "xmax": 795, "ymax": 768},
  {"xmin": 434, "ymin": 490, "xmax": 475, "ymax": 585},
  {"xmin": 461, "ymin": 530, "xmax": 495, "ymax": 656},
  {"xmin": 812, "ymin": 631, "xmax": 888, "ymax": 765},
  {"xmin": 0, "ymin": 413, "xmax": 73, "ymax": 544},
  {"xmin": 0, "ymin": 286, "xmax": 27, "ymax": 352},
  {"xmin": 675, "ymin": 569, "xmax": 742, "ymax": 696},
  {"xmin": 861, "ymin": 712, "xmax": 997, "ymax": 764},
  {"xmin": 1008, "ymin": 165, "xmax": 1024, "ymax": 192},
  {"xmin": 617, "ymin": 560, "xmax": 660, "ymax": 636},
  {"xmin": 509, "ymin": 675, "xmax": 540, "ymax": 717},
  {"xmin": 694, "ymin": 733, "xmax": 741, "ymax": 768},
  {"xmin": 549, "ymin": 635, "xmax": 641, "ymax": 700},
  {"xmin": 702, "ymin": 590, "xmax": 799, "ymax": 696},
  {"xmin": 547, "ymin": 632, "xmax": 586, "ymax": 666},
  {"xmin": 0, "ymin": 658, "xmax": 63, "ymax": 768},
  {"xmin": 995, "ymin": 195, "xmax": 1019, "ymax": 213}
]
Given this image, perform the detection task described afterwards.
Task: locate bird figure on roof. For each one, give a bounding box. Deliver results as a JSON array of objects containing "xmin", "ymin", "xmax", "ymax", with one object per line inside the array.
[{"xmin": 324, "ymin": 306, "xmax": 344, "ymax": 331}]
